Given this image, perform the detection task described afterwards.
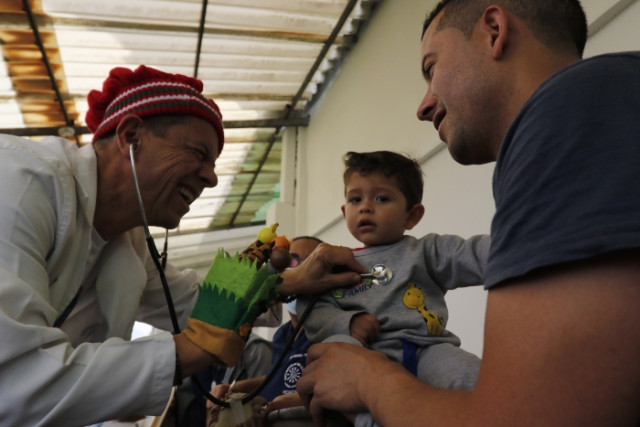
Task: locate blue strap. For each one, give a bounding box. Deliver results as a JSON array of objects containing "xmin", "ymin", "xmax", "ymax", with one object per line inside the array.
[{"xmin": 402, "ymin": 339, "xmax": 417, "ymax": 376}]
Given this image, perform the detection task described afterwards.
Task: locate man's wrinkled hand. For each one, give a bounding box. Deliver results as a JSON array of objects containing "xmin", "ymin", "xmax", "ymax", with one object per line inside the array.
[{"xmin": 278, "ymin": 244, "xmax": 367, "ymax": 296}]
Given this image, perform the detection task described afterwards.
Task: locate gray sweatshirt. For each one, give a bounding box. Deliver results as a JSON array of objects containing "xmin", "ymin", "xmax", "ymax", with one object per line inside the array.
[{"xmin": 298, "ymin": 234, "xmax": 489, "ymax": 362}]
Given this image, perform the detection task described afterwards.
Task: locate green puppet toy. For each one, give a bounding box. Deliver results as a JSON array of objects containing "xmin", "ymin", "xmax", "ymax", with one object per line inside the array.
[{"xmin": 182, "ymin": 223, "xmax": 286, "ymax": 366}]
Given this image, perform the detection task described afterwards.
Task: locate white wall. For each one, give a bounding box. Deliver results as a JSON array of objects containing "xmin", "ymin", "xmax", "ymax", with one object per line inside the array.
[
  {"xmin": 295, "ymin": 0, "xmax": 441, "ymax": 238},
  {"xmin": 290, "ymin": 0, "xmax": 640, "ymax": 358},
  {"xmin": 584, "ymin": 0, "xmax": 640, "ymax": 56}
]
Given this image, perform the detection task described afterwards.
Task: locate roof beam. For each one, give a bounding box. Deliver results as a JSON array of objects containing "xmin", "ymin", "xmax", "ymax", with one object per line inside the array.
[
  {"xmin": 0, "ymin": 116, "xmax": 310, "ymax": 137},
  {"xmin": 0, "ymin": 12, "xmax": 349, "ymax": 45}
]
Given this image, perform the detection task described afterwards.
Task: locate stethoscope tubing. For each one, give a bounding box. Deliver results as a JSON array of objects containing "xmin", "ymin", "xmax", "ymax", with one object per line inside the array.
[{"xmin": 130, "ymin": 143, "xmax": 317, "ymax": 408}]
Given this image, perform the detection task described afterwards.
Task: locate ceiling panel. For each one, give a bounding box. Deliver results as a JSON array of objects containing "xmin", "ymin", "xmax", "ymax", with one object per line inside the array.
[{"xmin": 0, "ymin": 0, "xmax": 382, "ymax": 236}]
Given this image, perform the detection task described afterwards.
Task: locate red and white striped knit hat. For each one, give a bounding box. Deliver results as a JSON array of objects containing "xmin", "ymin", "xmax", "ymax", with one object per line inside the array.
[{"xmin": 85, "ymin": 65, "xmax": 224, "ymax": 153}]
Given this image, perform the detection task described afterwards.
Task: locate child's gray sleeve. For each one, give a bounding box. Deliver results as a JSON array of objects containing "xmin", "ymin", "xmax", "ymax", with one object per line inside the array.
[{"xmin": 423, "ymin": 233, "xmax": 490, "ymax": 291}]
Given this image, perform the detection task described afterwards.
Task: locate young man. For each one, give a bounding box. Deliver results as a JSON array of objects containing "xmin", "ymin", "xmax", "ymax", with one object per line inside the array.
[
  {"xmin": 0, "ymin": 65, "xmax": 364, "ymax": 426},
  {"xmin": 297, "ymin": 1, "xmax": 640, "ymax": 425}
]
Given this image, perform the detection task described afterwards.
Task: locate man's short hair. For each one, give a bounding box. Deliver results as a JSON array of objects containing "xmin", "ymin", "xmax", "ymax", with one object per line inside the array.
[
  {"xmin": 422, "ymin": 0, "xmax": 588, "ymax": 57},
  {"xmin": 343, "ymin": 151, "xmax": 423, "ymax": 210}
]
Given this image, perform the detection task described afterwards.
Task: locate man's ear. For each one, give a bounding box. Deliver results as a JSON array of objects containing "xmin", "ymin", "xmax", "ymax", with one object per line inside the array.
[
  {"xmin": 480, "ymin": 6, "xmax": 510, "ymax": 60},
  {"xmin": 114, "ymin": 114, "xmax": 144, "ymax": 157},
  {"xmin": 405, "ymin": 203, "xmax": 425, "ymax": 230}
]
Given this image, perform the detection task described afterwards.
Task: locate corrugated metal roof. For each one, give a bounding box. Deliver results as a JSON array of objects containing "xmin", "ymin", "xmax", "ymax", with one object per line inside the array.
[{"xmin": 0, "ymin": 0, "xmax": 381, "ymax": 236}]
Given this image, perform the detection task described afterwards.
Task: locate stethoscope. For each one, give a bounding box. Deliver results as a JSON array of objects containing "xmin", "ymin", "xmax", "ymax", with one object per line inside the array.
[
  {"xmin": 130, "ymin": 143, "xmax": 286, "ymax": 409},
  {"xmin": 129, "ymin": 143, "xmax": 393, "ymax": 411}
]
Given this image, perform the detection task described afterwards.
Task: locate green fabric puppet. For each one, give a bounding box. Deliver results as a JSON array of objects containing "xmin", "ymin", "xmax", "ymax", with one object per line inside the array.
[{"xmin": 182, "ymin": 224, "xmax": 282, "ymax": 366}]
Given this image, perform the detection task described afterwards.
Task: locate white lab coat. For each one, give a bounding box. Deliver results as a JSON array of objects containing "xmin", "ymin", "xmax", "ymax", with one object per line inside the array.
[{"xmin": 0, "ymin": 135, "xmax": 199, "ymax": 426}]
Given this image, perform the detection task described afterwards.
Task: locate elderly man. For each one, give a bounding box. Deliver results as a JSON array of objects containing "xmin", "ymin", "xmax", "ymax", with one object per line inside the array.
[{"xmin": 0, "ymin": 65, "xmax": 363, "ymax": 426}]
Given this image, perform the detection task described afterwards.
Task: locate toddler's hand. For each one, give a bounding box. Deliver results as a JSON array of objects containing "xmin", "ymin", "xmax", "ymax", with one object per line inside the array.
[{"xmin": 349, "ymin": 313, "xmax": 380, "ymax": 345}]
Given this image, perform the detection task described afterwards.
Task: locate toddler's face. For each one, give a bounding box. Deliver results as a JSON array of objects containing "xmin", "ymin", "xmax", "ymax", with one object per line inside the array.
[{"xmin": 342, "ymin": 171, "xmax": 411, "ymax": 247}]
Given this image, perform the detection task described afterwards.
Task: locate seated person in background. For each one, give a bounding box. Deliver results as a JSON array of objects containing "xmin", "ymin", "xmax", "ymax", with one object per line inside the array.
[
  {"xmin": 298, "ymin": 151, "xmax": 489, "ymax": 426},
  {"xmin": 207, "ymin": 236, "xmax": 323, "ymax": 422}
]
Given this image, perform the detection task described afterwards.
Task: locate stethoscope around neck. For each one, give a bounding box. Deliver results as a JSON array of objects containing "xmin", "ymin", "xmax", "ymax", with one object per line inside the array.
[{"xmin": 129, "ymin": 143, "xmax": 312, "ymax": 409}]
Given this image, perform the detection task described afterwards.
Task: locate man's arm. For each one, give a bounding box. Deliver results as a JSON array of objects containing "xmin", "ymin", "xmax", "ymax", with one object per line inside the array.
[{"xmin": 298, "ymin": 249, "xmax": 640, "ymax": 426}]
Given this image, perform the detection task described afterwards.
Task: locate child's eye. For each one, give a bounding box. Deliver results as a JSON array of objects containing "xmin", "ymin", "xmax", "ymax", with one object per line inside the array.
[
  {"xmin": 376, "ymin": 195, "xmax": 390, "ymax": 203},
  {"xmin": 348, "ymin": 196, "xmax": 361, "ymax": 203}
]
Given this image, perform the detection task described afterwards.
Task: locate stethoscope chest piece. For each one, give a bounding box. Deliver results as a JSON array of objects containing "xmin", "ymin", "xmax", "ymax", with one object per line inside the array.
[{"xmin": 361, "ymin": 264, "xmax": 393, "ymax": 285}]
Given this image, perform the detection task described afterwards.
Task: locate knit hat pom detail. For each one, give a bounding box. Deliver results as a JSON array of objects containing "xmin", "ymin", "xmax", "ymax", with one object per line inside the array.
[{"xmin": 86, "ymin": 65, "xmax": 224, "ymax": 152}]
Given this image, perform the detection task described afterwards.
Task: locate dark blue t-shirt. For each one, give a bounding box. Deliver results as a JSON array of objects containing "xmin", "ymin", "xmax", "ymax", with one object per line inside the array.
[
  {"xmin": 485, "ymin": 52, "xmax": 640, "ymax": 288},
  {"xmin": 260, "ymin": 321, "xmax": 313, "ymax": 402}
]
